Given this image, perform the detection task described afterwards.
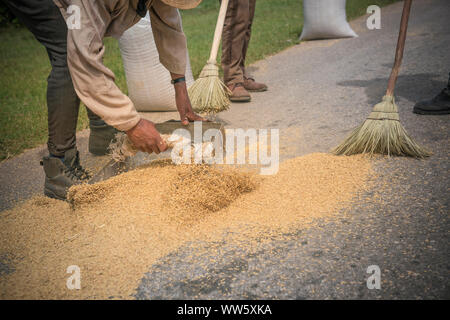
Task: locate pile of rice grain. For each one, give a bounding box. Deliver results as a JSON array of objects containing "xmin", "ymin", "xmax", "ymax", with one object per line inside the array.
[
  {"xmin": 163, "ymin": 165, "xmax": 257, "ymax": 223},
  {"xmin": 0, "ymin": 153, "xmax": 373, "ymax": 299}
]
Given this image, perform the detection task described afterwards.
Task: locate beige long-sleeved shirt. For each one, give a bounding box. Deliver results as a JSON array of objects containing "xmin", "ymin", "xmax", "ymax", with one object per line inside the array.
[{"xmin": 53, "ymin": 0, "xmax": 187, "ymax": 131}]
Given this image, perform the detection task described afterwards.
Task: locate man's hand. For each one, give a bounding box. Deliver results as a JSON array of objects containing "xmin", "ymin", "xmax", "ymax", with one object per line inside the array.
[
  {"xmin": 171, "ymin": 73, "xmax": 208, "ymax": 126},
  {"xmin": 126, "ymin": 119, "xmax": 167, "ymax": 154}
]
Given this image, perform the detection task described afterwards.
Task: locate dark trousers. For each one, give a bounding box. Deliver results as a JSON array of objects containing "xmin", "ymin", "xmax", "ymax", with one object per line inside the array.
[
  {"xmin": 221, "ymin": 0, "xmax": 256, "ymax": 86},
  {"xmin": 4, "ymin": 0, "xmax": 102, "ymax": 157}
]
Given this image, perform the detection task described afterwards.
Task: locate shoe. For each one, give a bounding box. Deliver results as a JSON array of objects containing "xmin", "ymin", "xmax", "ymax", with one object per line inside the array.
[
  {"xmin": 413, "ymin": 88, "xmax": 450, "ymax": 115},
  {"xmin": 41, "ymin": 148, "xmax": 90, "ymax": 200},
  {"xmin": 243, "ymin": 77, "xmax": 268, "ymax": 92},
  {"xmin": 227, "ymin": 83, "xmax": 251, "ymax": 102},
  {"xmin": 89, "ymin": 120, "xmax": 118, "ymax": 155}
]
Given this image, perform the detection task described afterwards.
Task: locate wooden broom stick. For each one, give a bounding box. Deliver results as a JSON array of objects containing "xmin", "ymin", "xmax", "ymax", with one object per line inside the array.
[
  {"xmin": 386, "ymin": 0, "xmax": 412, "ymax": 96},
  {"xmin": 207, "ymin": 0, "xmax": 229, "ymax": 64}
]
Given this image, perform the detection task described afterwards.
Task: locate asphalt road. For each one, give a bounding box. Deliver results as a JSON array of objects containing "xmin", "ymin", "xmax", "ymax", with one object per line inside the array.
[
  {"xmin": 136, "ymin": 0, "xmax": 449, "ymax": 299},
  {"xmin": 0, "ymin": 0, "xmax": 448, "ymax": 299}
]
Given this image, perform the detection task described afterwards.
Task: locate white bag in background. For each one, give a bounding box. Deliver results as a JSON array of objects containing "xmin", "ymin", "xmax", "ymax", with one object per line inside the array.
[
  {"xmin": 299, "ymin": 0, "xmax": 358, "ymax": 41},
  {"xmin": 119, "ymin": 12, "xmax": 194, "ymax": 112}
]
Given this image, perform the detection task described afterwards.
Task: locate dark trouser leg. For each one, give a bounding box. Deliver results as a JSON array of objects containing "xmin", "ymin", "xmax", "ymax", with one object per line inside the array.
[
  {"xmin": 87, "ymin": 108, "xmax": 118, "ymax": 156},
  {"xmin": 221, "ymin": 0, "xmax": 250, "ymax": 86},
  {"xmin": 4, "ymin": 0, "xmax": 80, "ymax": 157},
  {"xmin": 86, "ymin": 108, "xmax": 104, "ymax": 126},
  {"xmin": 46, "ymin": 55, "xmax": 81, "ymax": 157},
  {"xmin": 240, "ymin": 0, "xmax": 256, "ymax": 78}
]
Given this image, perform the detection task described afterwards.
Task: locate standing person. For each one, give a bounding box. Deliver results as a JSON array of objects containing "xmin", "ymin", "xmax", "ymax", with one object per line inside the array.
[
  {"xmin": 221, "ymin": 0, "xmax": 268, "ymax": 102},
  {"xmin": 4, "ymin": 0, "xmax": 205, "ymax": 200}
]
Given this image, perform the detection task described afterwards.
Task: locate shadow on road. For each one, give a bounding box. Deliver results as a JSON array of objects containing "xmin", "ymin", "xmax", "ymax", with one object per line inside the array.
[{"xmin": 337, "ymin": 73, "xmax": 446, "ymax": 106}]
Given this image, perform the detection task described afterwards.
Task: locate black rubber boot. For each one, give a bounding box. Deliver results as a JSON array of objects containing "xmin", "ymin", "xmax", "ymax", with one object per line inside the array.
[
  {"xmin": 41, "ymin": 148, "xmax": 90, "ymax": 200},
  {"xmin": 413, "ymin": 89, "xmax": 450, "ymax": 115},
  {"xmin": 89, "ymin": 120, "xmax": 118, "ymax": 156},
  {"xmin": 413, "ymin": 74, "xmax": 450, "ymax": 115}
]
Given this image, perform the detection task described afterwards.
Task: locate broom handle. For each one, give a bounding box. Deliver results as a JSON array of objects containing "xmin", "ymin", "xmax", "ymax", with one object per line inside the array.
[
  {"xmin": 386, "ymin": 0, "xmax": 412, "ymax": 96},
  {"xmin": 207, "ymin": 0, "xmax": 230, "ymax": 63}
]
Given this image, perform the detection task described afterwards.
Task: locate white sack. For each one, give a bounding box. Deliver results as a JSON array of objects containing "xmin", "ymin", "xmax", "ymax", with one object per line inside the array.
[
  {"xmin": 119, "ymin": 12, "xmax": 194, "ymax": 112},
  {"xmin": 299, "ymin": 0, "xmax": 357, "ymax": 41}
]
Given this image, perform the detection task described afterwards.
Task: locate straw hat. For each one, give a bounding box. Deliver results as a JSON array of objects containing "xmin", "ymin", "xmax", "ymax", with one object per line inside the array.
[{"xmin": 160, "ymin": 0, "xmax": 202, "ymax": 9}]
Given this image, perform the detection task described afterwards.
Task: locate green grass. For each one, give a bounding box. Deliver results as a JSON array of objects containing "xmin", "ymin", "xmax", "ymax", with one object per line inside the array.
[{"xmin": 0, "ymin": 0, "xmax": 398, "ymax": 161}]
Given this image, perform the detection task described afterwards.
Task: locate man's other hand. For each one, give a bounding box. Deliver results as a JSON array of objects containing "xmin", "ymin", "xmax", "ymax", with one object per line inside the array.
[
  {"xmin": 126, "ymin": 119, "xmax": 167, "ymax": 154},
  {"xmin": 171, "ymin": 73, "xmax": 208, "ymax": 125}
]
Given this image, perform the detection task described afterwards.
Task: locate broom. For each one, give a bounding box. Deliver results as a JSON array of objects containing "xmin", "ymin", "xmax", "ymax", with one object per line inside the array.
[
  {"xmin": 188, "ymin": 0, "xmax": 231, "ymax": 113},
  {"xmin": 333, "ymin": 0, "xmax": 430, "ymax": 158}
]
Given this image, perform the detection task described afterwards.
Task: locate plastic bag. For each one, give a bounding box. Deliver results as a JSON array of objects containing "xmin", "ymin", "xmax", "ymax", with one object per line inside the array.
[
  {"xmin": 300, "ymin": 0, "xmax": 357, "ymax": 41},
  {"xmin": 119, "ymin": 12, "xmax": 194, "ymax": 111}
]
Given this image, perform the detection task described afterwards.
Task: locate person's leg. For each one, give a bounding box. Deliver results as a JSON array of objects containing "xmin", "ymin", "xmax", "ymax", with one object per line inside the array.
[
  {"xmin": 241, "ymin": 0, "xmax": 267, "ymax": 92},
  {"xmin": 4, "ymin": 0, "xmax": 90, "ymax": 199},
  {"xmin": 413, "ymin": 72, "xmax": 450, "ymax": 115},
  {"xmin": 6, "ymin": 0, "xmax": 116, "ymax": 158},
  {"xmin": 221, "ymin": 0, "xmax": 249, "ymax": 86},
  {"xmin": 86, "ymin": 108, "xmax": 118, "ymax": 155},
  {"xmin": 240, "ymin": 0, "xmax": 256, "ymax": 78},
  {"xmin": 5, "ymin": 0, "xmax": 80, "ymax": 157},
  {"xmin": 221, "ymin": 0, "xmax": 251, "ymax": 101}
]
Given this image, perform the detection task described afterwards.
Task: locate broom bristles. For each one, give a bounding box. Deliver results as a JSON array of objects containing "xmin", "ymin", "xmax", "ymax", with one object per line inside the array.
[
  {"xmin": 332, "ymin": 95, "xmax": 431, "ymax": 158},
  {"xmin": 188, "ymin": 62, "xmax": 231, "ymax": 114}
]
